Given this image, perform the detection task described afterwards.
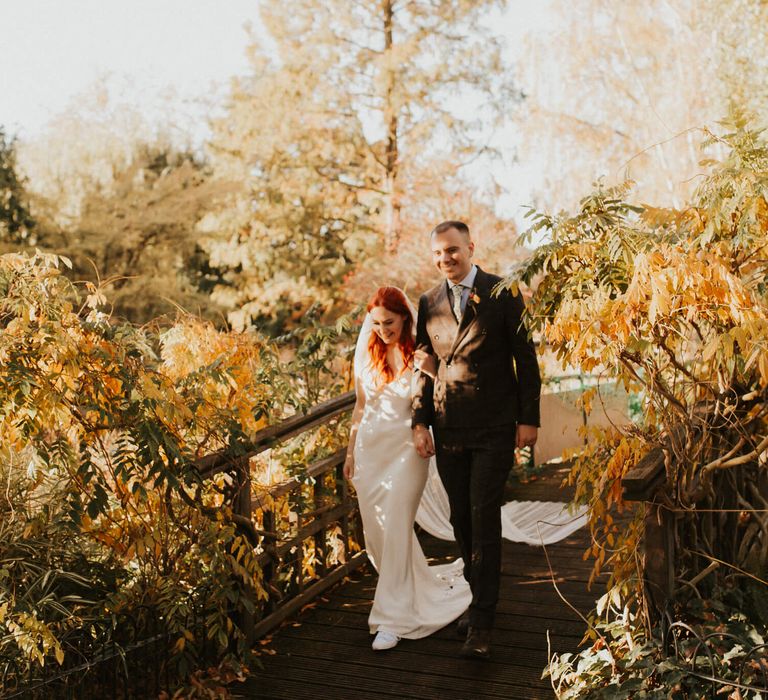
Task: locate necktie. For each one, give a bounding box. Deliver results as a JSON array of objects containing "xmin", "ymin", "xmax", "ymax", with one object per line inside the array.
[{"xmin": 451, "ymin": 284, "xmax": 463, "ymax": 321}]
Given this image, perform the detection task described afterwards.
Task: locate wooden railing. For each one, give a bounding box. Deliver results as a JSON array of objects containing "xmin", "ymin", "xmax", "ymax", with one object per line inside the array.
[
  {"xmin": 1, "ymin": 396, "xmax": 361, "ymax": 697},
  {"xmin": 620, "ymin": 419, "xmax": 699, "ymax": 619},
  {"xmin": 195, "ymin": 375, "xmax": 608, "ymax": 640},
  {"xmin": 196, "ymin": 391, "xmax": 361, "ymax": 640},
  {"xmin": 621, "ymin": 447, "xmax": 674, "ymax": 620}
]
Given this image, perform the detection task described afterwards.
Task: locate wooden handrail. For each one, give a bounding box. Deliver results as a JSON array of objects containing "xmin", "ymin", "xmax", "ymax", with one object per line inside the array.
[
  {"xmin": 621, "ymin": 447, "xmax": 665, "ymax": 502},
  {"xmin": 196, "ymin": 391, "xmax": 356, "ymax": 478},
  {"xmin": 193, "ymin": 391, "xmax": 359, "ymax": 642},
  {"xmin": 620, "ymin": 418, "xmax": 701, "ymax": 502},
  {"xmin": 266, "ymin": 449, "xmax": 347, "ymax": 499},
  {"xmin": 196, "ymin": 371, "xmax": 603, "ymax": 479}
]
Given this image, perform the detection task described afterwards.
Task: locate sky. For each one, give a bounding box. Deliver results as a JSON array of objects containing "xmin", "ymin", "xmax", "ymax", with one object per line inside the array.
[
  {"xmin": 1, "ymin": 0, "xmax": 554, "ymax": 220},
  {"xmin": 1, "ymin": 0, "xmax": 262, "ymax": 138}
]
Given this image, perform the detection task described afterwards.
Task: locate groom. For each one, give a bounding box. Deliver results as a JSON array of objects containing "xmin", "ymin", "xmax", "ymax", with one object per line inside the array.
[{"xmin": 412, "ymin": 220, "xmax": 541, "ymax": 659}]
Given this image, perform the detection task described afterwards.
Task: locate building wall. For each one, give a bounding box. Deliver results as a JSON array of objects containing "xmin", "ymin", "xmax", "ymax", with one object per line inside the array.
[{"xmin": 536, "ymin": 383, "xmax": 631, "ymax": 465}]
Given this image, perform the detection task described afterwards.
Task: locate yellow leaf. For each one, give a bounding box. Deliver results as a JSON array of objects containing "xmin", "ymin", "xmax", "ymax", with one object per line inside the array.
[
  {"xmin": 701, "ymin": 336, "xmax": 720, "ymax": 362},
  {"xmin": 759, "ymin": 352, "xmax": 768, "ymax": 385}
]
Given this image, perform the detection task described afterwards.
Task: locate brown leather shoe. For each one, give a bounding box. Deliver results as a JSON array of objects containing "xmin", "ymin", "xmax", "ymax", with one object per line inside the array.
[
  {"xmin": 456, "ymin": 610, "xmax": 470, "ymax": 637},
  {"xmin": 459, "ymin": 627, "xmax": 491, "ymax": 660}
]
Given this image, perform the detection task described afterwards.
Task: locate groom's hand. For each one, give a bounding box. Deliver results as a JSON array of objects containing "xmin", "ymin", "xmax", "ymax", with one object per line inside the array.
[
  {"xmin": 413, "ymin": 424, "xmax": 435, "ymax": 458},
  {"xmin": 516, "ymin": 424, "xmax": 538, "ymax": 450}
]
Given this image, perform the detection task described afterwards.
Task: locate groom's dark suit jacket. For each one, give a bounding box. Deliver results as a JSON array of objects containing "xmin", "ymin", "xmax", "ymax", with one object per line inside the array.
[{"xmin": 412, "ymin": 267, "xmax": 541, "ymax": 432}]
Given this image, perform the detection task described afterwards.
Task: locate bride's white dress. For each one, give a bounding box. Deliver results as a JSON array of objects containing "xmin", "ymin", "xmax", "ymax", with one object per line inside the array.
[{"xmin": 352, "ymin": 366, "xmax": 471, "ymax": 638}]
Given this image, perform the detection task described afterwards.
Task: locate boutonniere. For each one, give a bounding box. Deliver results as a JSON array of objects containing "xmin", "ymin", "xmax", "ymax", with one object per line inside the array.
[{"xmin": 470, "ymin": 290, "xmax": 481, "ymax": 305}]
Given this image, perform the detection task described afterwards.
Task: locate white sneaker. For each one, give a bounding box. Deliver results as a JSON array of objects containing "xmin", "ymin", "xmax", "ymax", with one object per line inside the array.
[{"xmin": 372, "ymin": 630, "xmax": 400, "ymax": 650}]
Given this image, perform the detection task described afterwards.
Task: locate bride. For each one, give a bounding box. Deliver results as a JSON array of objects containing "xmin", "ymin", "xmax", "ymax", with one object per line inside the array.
[{"xmin": 343, "ymin": 286, "xmax": 470, "ymax": 651}]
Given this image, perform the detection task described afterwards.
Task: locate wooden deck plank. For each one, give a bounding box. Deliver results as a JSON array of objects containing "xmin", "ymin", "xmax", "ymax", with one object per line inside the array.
[
  {"xmin": 321, "ymin": 596, "xmax": 588, "ymax": 627},
  {"xmin": 333, "ymin": 576, "xmax": 599, "ymax": 608},
  {"xmin": 252, "ymin": 649, "xmax": 550, "ymax": 696},
  {"xmin": 297, "ymin": 603, "xmax": 588, "ymax": 641},
  {"xmin": 238, "ymin": 466, "xmax": 599, "ymax": 700},
  {"xmin": 260, "ymin": 620, "xmax": 582, "ymax": 668}
]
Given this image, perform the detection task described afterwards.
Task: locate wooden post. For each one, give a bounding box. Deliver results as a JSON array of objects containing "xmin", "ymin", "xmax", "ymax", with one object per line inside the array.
[
  {"xmin": 642, "ymin": 500, "xmax": 675, "ymax": 623},
  {"xmin": 622, "ymin": 447, "xmax": 674, "ymax": 624},
  {"xmin": 262, "ymin": 506, "xmax": 276, "ymax": 617},
  {"xmin": 336, "ymin": 461, "xmax": 349, "ymax": 563},
  {"xmin": 313, "ymin": 477, "xmax": 327, "ymax": 578},
  {"xmin": 233, "ymin": 456, "xmax": 255, "ymax": 645},
  {"xmin": 294, "ymin": 494, "xmax": 303, "ymax": 596},
  {"xmin": 234, "ymin": 456, "xmax": 252, "ymax": 522}
]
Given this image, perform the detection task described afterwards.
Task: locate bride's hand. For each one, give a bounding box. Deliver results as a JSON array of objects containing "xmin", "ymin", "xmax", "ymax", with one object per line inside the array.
[
  {"xmin": 414, "ymin": 349, "xmax": 437, "ymax": 378},
  {"xmin": 343, "ymin": 452, "xmax": 355, "ymax": 480},
  {"xmin": 412, "ymin": 424, "xmax": 435, "ymax": 458}
]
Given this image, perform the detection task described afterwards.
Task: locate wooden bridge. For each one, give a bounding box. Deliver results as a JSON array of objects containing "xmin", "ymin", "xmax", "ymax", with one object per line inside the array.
[
  {"xmin": 237, "ymin": 460, "xmax": 598, "ymax": 700},
  {"xmin": 11, "ymin": 382, "xmax": 760, "ymax": 698},
  {"xmin": 190, "ymin": 389, "xmax": 619, "ymax": 700}
]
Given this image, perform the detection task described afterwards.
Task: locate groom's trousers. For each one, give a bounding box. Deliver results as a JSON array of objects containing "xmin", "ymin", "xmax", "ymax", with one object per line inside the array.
[{"xmin": 433, "ymin": 424, "xmax": 516, "ymax": 631}]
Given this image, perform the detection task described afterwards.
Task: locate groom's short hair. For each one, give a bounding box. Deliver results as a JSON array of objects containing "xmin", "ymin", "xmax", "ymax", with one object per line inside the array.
[{"xmin": 432, "ymin": 220, "xmax": 470, "ymax": 238}]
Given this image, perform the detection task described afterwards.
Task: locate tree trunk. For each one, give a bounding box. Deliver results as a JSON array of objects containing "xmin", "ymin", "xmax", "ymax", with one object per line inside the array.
[{"xmin": 383, "ymin": 0, "xmax": 401, "ymax": 253}]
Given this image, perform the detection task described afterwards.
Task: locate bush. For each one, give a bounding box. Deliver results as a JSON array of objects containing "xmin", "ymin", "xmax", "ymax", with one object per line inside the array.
[
  {"xmin": 507, "ymin": 110, "xmax": 768, "ymax": 695},
  {"xmin": 0, "ymin": 250, "xmax": 355, "ymax": 693}
]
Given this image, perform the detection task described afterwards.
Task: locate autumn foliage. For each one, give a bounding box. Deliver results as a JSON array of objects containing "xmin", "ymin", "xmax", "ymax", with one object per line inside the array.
[
  {"xmin": 0, "ymin": 251, "xmax": 291, "ymax": 688},
  {"xmin": 509, "ymin": 111, "xmax": 768, "ymax": 695}
]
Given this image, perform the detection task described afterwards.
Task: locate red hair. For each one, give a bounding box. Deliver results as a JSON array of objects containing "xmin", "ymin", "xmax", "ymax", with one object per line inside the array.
[{"xmin": 366, "ymin": 287, "xmax": 415, "ymax": 384}]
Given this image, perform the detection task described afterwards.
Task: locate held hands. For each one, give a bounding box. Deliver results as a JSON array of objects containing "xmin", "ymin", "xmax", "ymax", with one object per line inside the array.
[
  {"xmin": 412, "ymin": 424, "xmax": 435, "ymax": 459},
  {"xmin": 343, "ymin": 452, "xmax": 355, "ymax": 480},
  {"xmin": 413, "ymin": 349, "xmax": 437, "ymax": 379},
  {"xmin": 516, "ymin": 424, "xmax": 538, "ymax": 450}
]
